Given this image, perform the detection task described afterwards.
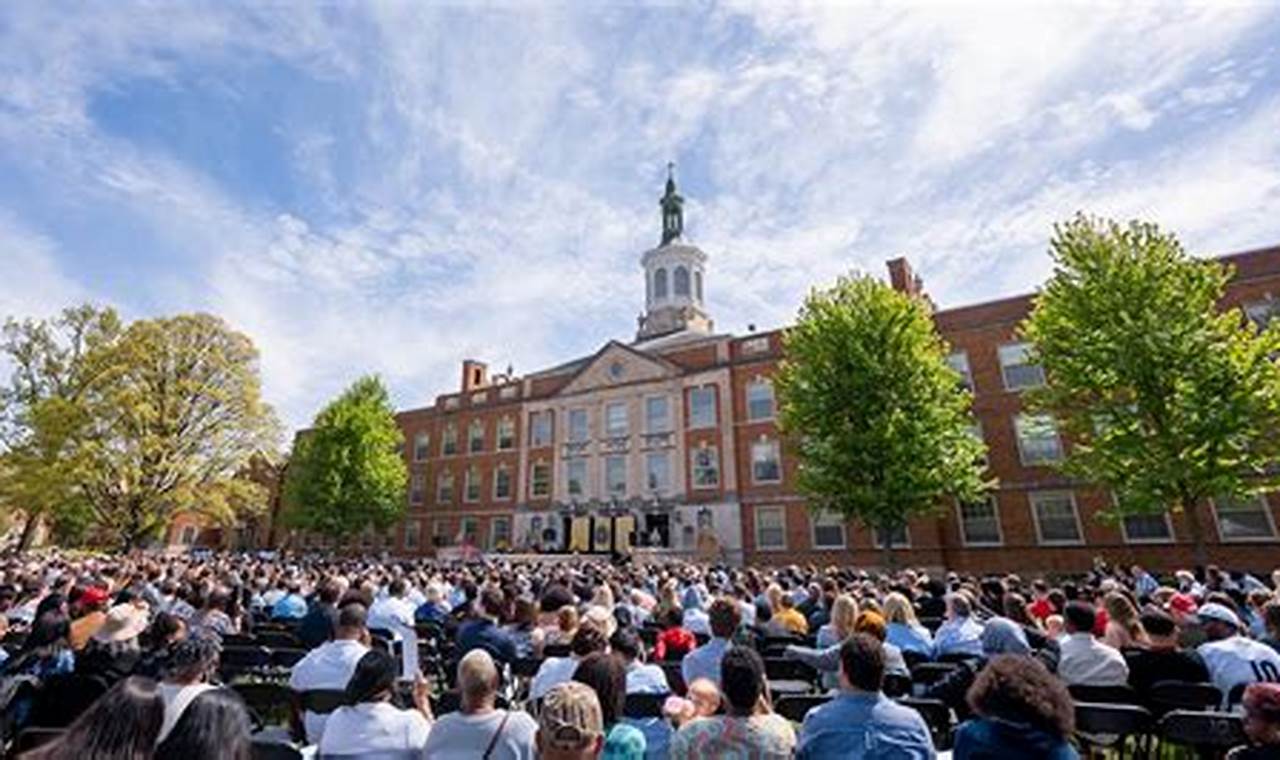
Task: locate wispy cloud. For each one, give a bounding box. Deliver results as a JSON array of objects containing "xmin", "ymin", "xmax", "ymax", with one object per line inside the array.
[{"xmin": 0, "ymin": 2, "xmax": 1277, "ymax": 432}]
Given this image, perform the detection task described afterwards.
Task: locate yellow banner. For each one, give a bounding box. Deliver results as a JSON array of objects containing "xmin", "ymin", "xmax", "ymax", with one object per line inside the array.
[
  {"xmin": 593, "ymin": 518, "xmax": 614, "ymax": 552},
  {"xmin": 616, "ymin": 515, "xmax": 635, "ymax": 554},
  {"xmin": 570, "ymin": 517, "xmax": 591, "ymax": 552}
]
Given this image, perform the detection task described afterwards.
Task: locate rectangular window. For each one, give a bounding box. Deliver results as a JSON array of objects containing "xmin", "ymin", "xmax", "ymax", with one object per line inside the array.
[
  {"xmin": 1030, "ymin": 491, "xmax": 1083, "ymax": 545},
  {"xmin": 413, "ymin": 432, "xmax": 430, "ymax": 462},
  {"xmin": 1214, "ymin": 494, "xmax": 1277, "ymax": 541},
  {"xmin": 691, "ymin": 446, "xmax": 719, "ymax": 489},
  {"xmin": 468, "ymin": 421, "xmax": 485, "ymax": 453},
  {"xmin": 432, "ymin": 519, "xmax": 449, "ymax": 547},
  {"xmin": 494, "ymin": 466, "xmax": 512, "ymax": 500},
  {"xmin": 751, "ymin": 438, "xmax": 781, "ymax": 483},
  {"xmin": 688, "ymin": 386, "xmax": 716, "ymax": 429},
  {"xmin": 530, "ymin": 462, "xmax": 551, "ymax": 497},
  {"xmin": 437, "ymin": 472, "xmax": 454, "ymax": 503},
  {"xmin": 464, "ymin": 466, "xmax": 480, "ymax": 502},
  {"xmin": 567, "ymin": 409, "xmax": 589, "ymax": 443},
  {"xmin": 1121, "ymin": 512, "xmax": 1173, "ymax": 543},
  {"xmin": 1244, "ymin": 300, "xmax": 1280, "ymax": 329},
  {"xmin": 461, "ymin": 517, "xmax": 479, "ymax": 546},
  {"xmin": 404, "ymin": 522, "xmax": 420, "ymax": 550},
  {"xmin": 968, "ymin": 421, "xmax": 988, "ymax": 467},
  {"xmin": 645, "ymin": 452, "xmax": 671, "ymax": 493},
  {"xmin": 1015, "ymin": 414, "xmax": 1062, "ymax": 465},
  {"xmin": 746, "ymin": 379, "xmax": 776, "ymax": 421},
  {"xmin": 811, "ymin": 511, "xmax": 846, "ymax": 549},
  {"xmin": 947, "ymin": 351, "xmax": 973, "ymax": 390},
  {"xmin": 605, "ymin": 402, "xmax": 629, "ymax": 437},
  {"xmin": 566, "ymin": 459, "xmax": 587, "ymax": 498},
  {"xmin": 491, "ymin": 517, "xmax": 511, "ymax": 551},
  {"xmin": 497, "ymin": 417, "xmax": 515, "ymax": 450},
  {"xmin": 958, "ymin": 498, "xmax": 1002, "ymax": 545},
  {"xmin": 645, "ymin": 396, "xmax": 671, "ymax": 433},
  {"xmin": 409, "ymin": 471, "xmax": 425, "ymax": 504},
  {"xmin": 741, "ymin": 336, "xmax": 769, "ymax": 355},
  {"xmin": 999, "ymin": 342, "xmax": 1045, "ymax": 390},
  {"xmin": 755, "ymin": 506, "xmax": 786, "ymax": 550},
  {"xmin": 530, "ymin": 411, "xmax": 553, "ymax": 447},
  {"xmin": 873, "ymin": 524, "xmax": 910, "ymax": 548},
  {"xmin": 605, "ymin": 455, "xmax": 627, "ymax": 497},
  {"xmin": 442, "ymin": 424, "xmax": 458, "ymax": 456}
]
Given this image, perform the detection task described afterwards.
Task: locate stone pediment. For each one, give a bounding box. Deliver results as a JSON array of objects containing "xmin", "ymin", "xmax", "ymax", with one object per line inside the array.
[{"xmin": 556, "ymin": 341, "xmax": 677, "ymax": 396}]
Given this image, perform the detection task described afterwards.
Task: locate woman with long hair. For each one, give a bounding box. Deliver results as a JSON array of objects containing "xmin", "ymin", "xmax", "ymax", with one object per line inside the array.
[
  {"xmin": 1102, "ymin": 591, "xmax": 1147, "ymax": 650},
  {"xmin": 954, "ymin": 654, "xmax": 1078, "ymax": 759},
  {"xmin": 817, "ymin": 594, "xmax": 859, "ymax": 649},
  {"xmin": 318, "ymin": 649, "xmax": 433, "ymax": 756},
  {"xmin": 22, "ymin": 675, "xmax": 163, "ymax": 760},
  {"xmin": 154, "ymin": 688, "xmax": 253, "ymax": 760},
  {"xmin": 3, "ymin": 610, "xmax": 75, "ymax": 679},
  {"xmin": 573, "ymin": 652, "xmax": 646, "ymax": 759},
  {"xmin": 883, "ymin": 592, "xmax": 933, "ymax": 656}
]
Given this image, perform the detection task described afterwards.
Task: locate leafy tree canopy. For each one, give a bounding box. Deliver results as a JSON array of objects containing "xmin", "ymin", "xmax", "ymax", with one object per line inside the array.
[
  {"xmin": 282, "ymin": 375, "xmax": 407, "ymax": 539},
  {"xmin": 775, "ymin": 274, "xmax": 989, "ymax": 562}
]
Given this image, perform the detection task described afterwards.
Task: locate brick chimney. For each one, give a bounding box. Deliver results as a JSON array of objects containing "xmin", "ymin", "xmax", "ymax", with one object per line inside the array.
[
  {"xmin": 886, "ymin": 257, "xmax": 924, "ymax": 297},
  {"xmin": 461, "ymin": 359, "xmax": 488, "ymax": 392}
]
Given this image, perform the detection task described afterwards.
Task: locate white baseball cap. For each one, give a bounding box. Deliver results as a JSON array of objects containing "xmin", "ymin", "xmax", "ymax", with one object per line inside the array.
[{"xmin": 1195, "ymin": 602, "xmax": 1241, "ymax": 629}]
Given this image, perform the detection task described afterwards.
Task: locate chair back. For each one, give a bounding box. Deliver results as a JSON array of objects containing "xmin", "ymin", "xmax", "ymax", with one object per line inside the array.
[
  {"xmin": 1074, "ymin": 701, "xmax": 1153, "ymax": 754},
  {"xmin": 271, "ymin": 647, "xmax": 309, "ymax": 668},
  {"xmin": 250, "ymin": 739, "xmax": 304, "ymax": 760},
  {"xmin": 897, "ymin": 697, "xmax": 953, "ymax": 750},
  {"xmin": 901, "ymin": 649, "xmax": 929, "ymax": 669},
  {"xmin": 1148, "ymin": 681, "xmax": 1223, "ymax": 714},
  {"xmin": 909, "ymin": 662, "xmax": 958, "ymax": 686},
  {"xmin": 256, "ymin": 631, "xmax": 301, "ymax": 649},
  {"xmin": 883, "ymin": 673, "xmax": 912, "ymax": 698},
  {"xmin": 623, "ymin": 692, "xmax": 669, "ymax": 719},
  {"xmin": 511, "ymin": 657, "xmax": 543, "ymax": 679},
  {"xmin": 1068, "ymin": 683, "xmax": 1140, "ymax": 705},
  {"xmin": 1158, "ymin": 710, "xmax": 1247, "ymax": 751},
  {"xmin": 773, "ymin": 694, "xmax": 831, "ymax": 723},
  {"xmin": 763, "ymin": 658, "xmax": 817, "ymax": 683}
]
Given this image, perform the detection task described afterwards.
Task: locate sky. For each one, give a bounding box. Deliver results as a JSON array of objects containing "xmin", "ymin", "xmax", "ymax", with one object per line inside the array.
[{"xmin": 1, "ymin": 2, "xmax": 1278, "ymax": 433}]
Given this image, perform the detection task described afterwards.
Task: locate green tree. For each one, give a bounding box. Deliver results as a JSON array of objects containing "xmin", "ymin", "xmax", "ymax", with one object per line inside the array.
[
  {"xmin": 775, "ymin": 274, "xmax": 989, "ymax": 567},
  {"xmin": 1022, "ymin": 215, "xmax": 1280, "ymax": 565},
  {"xmin": 0, "ymin": 305, "xmax": 122, "ymax": 550},
  {"xmin": 282, "ymin": 375, "xmax": 407, "ymax": 541}
]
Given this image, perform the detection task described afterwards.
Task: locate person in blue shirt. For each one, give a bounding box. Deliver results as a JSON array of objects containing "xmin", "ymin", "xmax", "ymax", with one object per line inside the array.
[
  {"xmin": 796, "ymin": 633, "xmax": 935, "ymax": 759},
  {"xmin": 953, "ymin": 654, "xmax": 1078, "ymax": 759},
  {"xmin": 455, "ymin": 587, "xmax": 517, "ymax": 664},
  {"xmin": 613, "ymin": 628, "xmax": 672, "ymax": 759},
  {"xmin": 932, "ymin": 593, "xmax": 984, "ymax": 659},
  {"xmin": 682, "ymin": 598, "xmax": 739, "ymax": 688},
  {"xmin": 270, "ymin": 582, "xmax": 308, "ymax": 621},
  {"xmin": 414, "ymin": 583, "xmax": 452, "ymax": 626},
  {"xmin": 884, "ymin": 592, "xmax": 934, "ymax": 657}
]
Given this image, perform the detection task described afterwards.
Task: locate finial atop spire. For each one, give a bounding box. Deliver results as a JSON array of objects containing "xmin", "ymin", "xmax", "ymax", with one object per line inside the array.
[{"xmin": 660, "ymin": 162, "xmax": 683, "ymax": 246}]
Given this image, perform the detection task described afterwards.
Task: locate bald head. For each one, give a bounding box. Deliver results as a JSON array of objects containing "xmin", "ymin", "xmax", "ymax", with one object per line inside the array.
[{"xmin": 458, "ymin": 649, "xmax": 500, "ymax": 711}]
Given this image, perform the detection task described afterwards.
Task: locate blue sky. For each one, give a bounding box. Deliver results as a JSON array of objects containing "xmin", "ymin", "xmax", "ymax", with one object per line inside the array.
[{"xmin": 2, "ymin": 2, "xmax": 1279, "ymax": 431}]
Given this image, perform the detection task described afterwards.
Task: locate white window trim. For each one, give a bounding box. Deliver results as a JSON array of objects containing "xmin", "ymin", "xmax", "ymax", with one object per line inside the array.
[
  {"xmin": 603, "ymin": 455, "xmax": 627, "ymax": 497},
  {"xmin": 754, "ymin": 506, "xmax": 788, "ymax": 551},
  {"xmin": 566, "ymin": 459, "xmax": 587, "ymax": 498},
  {"xmin": 645, "ymin": 451, "xmax": 671, "ymax": 494},
  {"xmin": 1211, "ymin": 494, "xmax": 1279, "ymax": 542},
  {"xmin": 948, "ymin": 350, "xmax": 974, "ymax": 389},
  {"xmin": 497, "ymin": 417, "xmax": 515, "ymax": 450},
  {"xmin": 463, "ymin": 467, "xmax": 481, "ymax": 503},
  {"xmin": 810, "ymin": 511, "xmax": 847, "ymax": 550},
  {"xmin": 746, "ymin": 377, "xmax": 776, "ymax": 422},
  {"xmin": 690, "ymin": 445, "xmax": 720, "ymax": 490},
  {"xmin": 490, "ymin": 517, "xmax": 511, "ymax": 550},
  {"xmin": 1118, "ymin": 510, "xmax": 1175, "ymax": 544},
  {"xmin": 873, "ymin": 524, "xmax": 912, "ymax": 549},
  {"xmin": 493, "ymin": 465, "xmax": 512, "ymax": 501},
  {"xmin": 751, "ymin": 437, "xmax": 782, "ymax": 484},
  {"xmin": 437, "ymin": 472, "xmax": 454, "ymax": 503},
  {"xmin": 605, "ymin": 401, "xmax": 629, "ymax": 437},
  {"xmin": 442, "ymin": 424, "xmax": 458, "ymax": 456},
  {"xmin": 1015, "ymin": 414, "xmax": 1062, "ymax": 467},
  {"xmin": 468, "ymin": 421, "xmax": 485, "ymax": 453},
  {"xmin": 1029, "ymin": 490, "xmax": 1085, "ymax": 546},
  {"xmin": 461, "ymin": 517, "xmax": 479, "ymax": 543},
  {"xmin": 955, "ymin": 497, "xmax": 1004, "ymax": 547},
  {"xmin": 567, "ymin": 408, "xmax": 590, "ymax": 443},
  {"xmin": 404, "ymin": 522, "xmax": 421, "ymax": 550},
  {"xmin": 530, "ymin": 411, "xmax": 553, "ymax": 447},
  {"xmin": 530, "ymin": 461, "xmax": 551, "ymax": 498},
  {"xmin": 999, "ymin": 341, "xmax": 1045, "ymax": 391},
  {"xmin": 688, "ymin": 386, "xmax": 717, "ymax": 430},
  {"xmin": 644, "ymin": 394, "xmax": 672, "ymax": 434},
  {"xmin": 413, "ymin": 433, "xmax": 430, "ymax": 462}
]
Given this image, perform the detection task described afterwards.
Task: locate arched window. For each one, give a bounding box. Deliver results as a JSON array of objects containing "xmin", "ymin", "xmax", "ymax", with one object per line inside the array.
[
  {"xmin": 653, "ymin": 268, "xmax": 668, "ymax": 299},
  {"xmin": 674, "ymin": 266, "xmax": 690, "ymax": 296},
  {"xmin": 695, "ymin": 270, "xmax": 703, "ymax": 301}
]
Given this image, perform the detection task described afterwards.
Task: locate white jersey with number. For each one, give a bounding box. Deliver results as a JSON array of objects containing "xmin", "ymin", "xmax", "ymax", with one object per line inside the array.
[{"xmin": 1197, "ymin": 635, "xmax": 1280, "ymax": 696}]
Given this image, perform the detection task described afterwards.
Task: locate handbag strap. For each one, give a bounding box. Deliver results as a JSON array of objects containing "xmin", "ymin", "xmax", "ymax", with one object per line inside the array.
[{"xmin": 482, "ymin": 709, "xmax": 512, "ymax": 760}]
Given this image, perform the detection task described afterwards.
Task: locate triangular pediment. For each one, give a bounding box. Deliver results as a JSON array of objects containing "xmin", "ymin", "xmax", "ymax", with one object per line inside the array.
[{"xmin": 556, "ymin": 341, "xmax": 678, "ymax": 395}]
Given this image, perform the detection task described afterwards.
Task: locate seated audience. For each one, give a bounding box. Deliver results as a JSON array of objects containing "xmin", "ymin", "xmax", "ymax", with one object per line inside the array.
[
  {"xmin": 1124, "ymin": 608, "xmax": 1209, "ymax": 693},
  {"xmin": 1233, "ymin": 683, "xmax": 1280, "ymax": 759},
  {"xmin": 295, "ymin": 579, "xmax": 342, "ymax": 649},
  {"xmin": 156, "ymin": 633, "xmax": 221, "ymax": 744},
  {"xmin": 954, "ymin": 654, "xmax": 1078, "ymax": 759},
  {"xmin": 671, "ymin": 647, "xmax": 796, "ymax": 758},
  {"xmin": 681, "ymin": 598, "xmax": 739, "ymax": 688},
  {"xmin": 457, "ymin": 587, "xmax": 519, "ymax": 664},
  {"xmin": 289, "ymin": 601, "xmax": 371, "ymax": 743},
  {"xmin": 612, "ymin": 628, "xmax": 672, "ymax": 759},
  {"xmin": 884, "ymin": 592, "xmax": 933, "ymax": 656},
  {"xmin": 75, "ymin": 603, "xmax": 148, "ymax": 684},
  {"xmin": 796, "ymin": 633, "xmax": 933, "ymax": 759},
  {"xmin": 1057, "ymin": 601, "xmax": 1129, "ymax": 686},
  {"xmin": 1102, "ymin": 591, "xmax": 1148, "ymax": 650},
  {"xmin": 423, "ymin": 649, "xmax": 538, "ymax": 760},
  {"xmin": 537, "ymin": 681, "xmax": 606, "ymax": 760},
  {"xmin": 1262, "ymin": 601, "xmax": 1280, "ymax": 655},
  {"xmin": 531, "ymin": 623, "xmax": 609, "ymax": 700},
  {"xmin": 573, "ymin": 652, "xmax": 647, "ymax": 759},
  {"xmin": 155, "ymin": 687, "xmax": 254, "ymax": 760},
  {"xmin": 270, "ymin": 581, "xmax": 308, "ymax": 621},
  {"xmin": 22, "ymin": 675, "xmax": 163, "ymax": 760},
  {"xmin": 319, "ymin": 649, "xmax": 433, "ymax": 756},
  {"xmin": 652, "ymin": 606, "xmax": 695, "ymax": 662},
  {"xmin": 663, "ymin": 678, "xmax": 721, "ymax": 729},
  {"xmin": 925, "ymin": 617, "xmax": 1031, "ymax": 715},
  {"xmin": 933, "ymin": 593, "xmax": 984, "ymax": 659},
  {"xmin": 1196, "ymin": 602, "xmax": 1280, "ymax": 699}
]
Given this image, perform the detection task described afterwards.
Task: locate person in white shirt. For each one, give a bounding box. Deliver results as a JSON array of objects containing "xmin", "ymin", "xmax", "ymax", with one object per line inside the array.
[
  {"xmin": 423, "ymin": 649, "xmax": 538, "ymax": 759},
  {"xmin": 289, "ymin": 601, "xmax": 372, "ymax": 744},
  {"xmin": 318, "ymin": 648, "xmax": 433, "ymax": 756},
  {"xmin": 155, "ymin": 633, "xmax": 221, "ymax": 744},
  {"xmin": 1196, "ymin": 602, "xmax": 1280, "ymax": 699},
  {"xmin": 1057, "ymin": 601, "xmax": 1129, "ymax": 687},
  {"xmin": 367, "ymin": 577, "xmax": 417, "ymax": 633},
  {"xmin": 530, "ymin": 623, "xmax": 609, "ymax": 700}
]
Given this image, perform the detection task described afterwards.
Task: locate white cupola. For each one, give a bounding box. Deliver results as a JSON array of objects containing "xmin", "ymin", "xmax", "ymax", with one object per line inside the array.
[{"xmin": 636, "ymin": 163, "xmax": 714, "ymax": 341}]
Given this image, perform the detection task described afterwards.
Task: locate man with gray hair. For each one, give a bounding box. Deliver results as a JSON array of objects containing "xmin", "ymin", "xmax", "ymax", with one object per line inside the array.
[
  {"xmin": 423, "ymin": 649, "xmax": 537, "ymax": 759},
  {"xmin": 931, "ymin": 592, "xmax": 984, "ymax": 659}
]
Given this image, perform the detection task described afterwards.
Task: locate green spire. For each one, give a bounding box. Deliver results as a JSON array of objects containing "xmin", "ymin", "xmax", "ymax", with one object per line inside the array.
[{"xmin": 660, "ymin": 161, "xmax": 683, "ymax": 245}]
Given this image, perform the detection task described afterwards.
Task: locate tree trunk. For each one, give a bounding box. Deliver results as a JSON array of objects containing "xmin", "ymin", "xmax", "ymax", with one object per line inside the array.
[
  {"xmin": 881, "ymin": 524, "xmax": 896, "ymax": 571},
  {"xmin": 16, "ymin": 512, "xmax": 41, "ymax": 552},
  {"xmin": 1182, "ymin": 494, "xmax": 1209, "ymax": 569}
]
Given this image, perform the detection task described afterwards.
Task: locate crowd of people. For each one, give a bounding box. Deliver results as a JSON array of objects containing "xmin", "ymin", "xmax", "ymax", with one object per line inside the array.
[{"xmin": 0, "ymin": 550, "xmax": 1277, "ymax": 758}]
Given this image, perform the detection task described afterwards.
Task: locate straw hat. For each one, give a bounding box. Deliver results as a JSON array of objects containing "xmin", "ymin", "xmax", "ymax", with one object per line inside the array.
[{"xmin": 92, "ymin": 604, "xmax": 149, "ymax": 643}]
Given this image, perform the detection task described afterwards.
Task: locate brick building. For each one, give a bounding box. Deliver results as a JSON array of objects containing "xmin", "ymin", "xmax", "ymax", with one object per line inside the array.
[{"xmin": 292, "ymin": 172, "xmax": 1280, "ymax": 573}]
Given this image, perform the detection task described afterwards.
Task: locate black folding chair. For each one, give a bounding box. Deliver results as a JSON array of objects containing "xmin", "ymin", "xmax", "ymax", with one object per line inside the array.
[
  {"xmin": 270, "ymin": 647, "xmax": 308, "ymax": 669},
  {"xmin": 1068, "ymin": 683, "xmax": 1140, "ymax": 705},
  {"xmin": 909, "ymin": 662, "xmax": 959, "ymax": 687},
  {"xmin": 220, "ymin": 645, "xmax": 272, "ymax": 681},
  {"xmin": 1148, "ymin": 680, "xmax": 1223, "ymax": 715},
  {"xmin": 623, "ymin": 692, "xmax": 669, "ymax": 719},
  {"xmin": 764, "ymin": 658, "xmax": 817, "ymax": 697},
  {"xmin": 297, "ymin": 689, "xmax": 348, "ymax": 716},
  {"xmin": 1158, "ymin": 710, "xmax": 1247, "ymax": 757},
  {"xmin": 1074, "ymin": 701, "xmax": 1153, "ymax": 758},
  {"xmin": 937, "ymin": 652, "xmax": 981, "ymax": 666},
  {"xmin": 511, "ymin": 656, "xmax": 543, "ymax": 679},
  {"xmin": 774, "ymin": 694, "xmax": 831, "ymax": 723},
  {"xmin": 883, "ymin": 672, "xmax": 912, "ymax": 698},
  {"xmin": 897, "ymin": 697, "xmax": 953, "ymax": 750},
  {"xmin": 255, "ymin": 631, "xmax": 301, "ymax": 649},
  {"xmin": 901, "ymin": 649, "xmax": 930, "ymax": 669},
  {"xmin": 233, "ymin": 682, "xmax": 297, "ymax": 733},
  {"xmin": 250, "ymin": 739, "xmax": 304, "ymax": 760}
]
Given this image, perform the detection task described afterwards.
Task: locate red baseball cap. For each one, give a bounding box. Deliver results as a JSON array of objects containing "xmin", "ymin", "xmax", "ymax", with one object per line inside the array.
[
  {"xmin": 79, "ymin": 586, "xmax": 110, "ymax": 606},
  {"xmin": 1166, "ymin": 592, "xmax": 1198, "ymax": 616}
]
